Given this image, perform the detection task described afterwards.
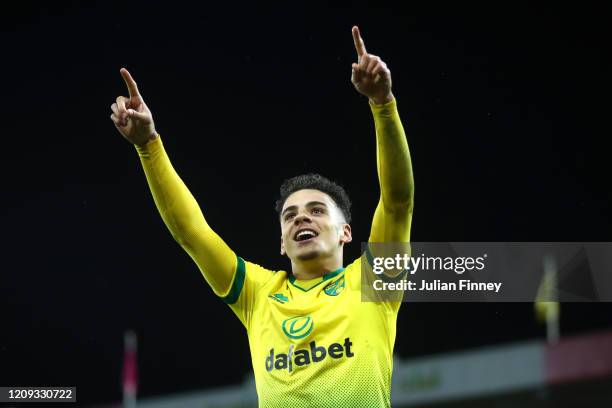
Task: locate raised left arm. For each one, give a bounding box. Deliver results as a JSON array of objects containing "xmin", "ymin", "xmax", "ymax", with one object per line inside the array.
[{"xmin": 351, "ymin": 26, "xmax": 414, "ymax": 243}]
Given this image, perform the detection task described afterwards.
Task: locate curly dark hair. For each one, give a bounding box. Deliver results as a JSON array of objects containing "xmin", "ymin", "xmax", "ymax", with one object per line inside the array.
[{"xmin": 275, "ymin": 173, "xmax": 352, "ymax": 223}]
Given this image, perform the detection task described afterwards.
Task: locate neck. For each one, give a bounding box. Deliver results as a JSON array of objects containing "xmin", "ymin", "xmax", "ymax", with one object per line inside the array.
[{"xmin": 290, "ymin": 251, "xmax": 343, "ymax": 280}]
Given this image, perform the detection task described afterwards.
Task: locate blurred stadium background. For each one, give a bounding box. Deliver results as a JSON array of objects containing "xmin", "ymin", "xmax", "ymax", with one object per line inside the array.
[{"xmin": 85, "ymin": 329, "xmax": 612, "ymax": 407}]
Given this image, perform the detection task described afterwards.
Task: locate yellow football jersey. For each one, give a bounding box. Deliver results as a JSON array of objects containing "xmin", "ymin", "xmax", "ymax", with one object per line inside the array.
[
  {"xmin": 134, "ymin": 97, "xmax": 412, "ymax": 407},
  {"xmin": 224, "ymin": 255, "xmax": 401, "ymax": 408}
]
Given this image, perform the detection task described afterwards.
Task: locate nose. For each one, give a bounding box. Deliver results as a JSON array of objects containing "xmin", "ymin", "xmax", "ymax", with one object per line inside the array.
[{"xmin": 293, "ymin": 212, "xmax": 312, "ymax": 225}]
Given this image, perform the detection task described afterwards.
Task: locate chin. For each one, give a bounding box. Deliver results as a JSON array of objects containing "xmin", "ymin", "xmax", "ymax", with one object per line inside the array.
[{"xmin": 296, "ymin": 249, "xmax": 321, "ymax": 261}]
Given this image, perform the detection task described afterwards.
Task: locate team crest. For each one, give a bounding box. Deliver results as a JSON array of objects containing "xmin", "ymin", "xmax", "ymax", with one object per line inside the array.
[{"xmin": 324, "ymin": 276, "xmax": 345, "ymax": 296}]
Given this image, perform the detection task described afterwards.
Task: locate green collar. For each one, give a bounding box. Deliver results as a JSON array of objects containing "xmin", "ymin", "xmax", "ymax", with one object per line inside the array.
[{"xmin": 289, "ymin": 267, "xmax": 345, "ymax": 292}]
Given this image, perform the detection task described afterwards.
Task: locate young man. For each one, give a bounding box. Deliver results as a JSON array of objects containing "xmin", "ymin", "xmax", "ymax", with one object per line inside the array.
[{"xmin": 110, "ymin": 26, "xmax": 414, "ymax": 408}]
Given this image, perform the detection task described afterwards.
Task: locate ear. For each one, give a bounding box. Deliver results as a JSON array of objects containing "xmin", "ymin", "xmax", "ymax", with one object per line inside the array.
[
  {"xmin": 339, "ymin": 223, "xmax": 352, "ymax": 245},
  {"xmin": 280, "ymin": 236, "xmax": 286, "ymax": 256}
]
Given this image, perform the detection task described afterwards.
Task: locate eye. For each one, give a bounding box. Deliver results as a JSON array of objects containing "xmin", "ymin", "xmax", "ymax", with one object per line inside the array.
[
  {"xmin": 284, "ymin": 213, "xmax": 296, "ymax": 221},
  {"xmin": 312, "ymin": 207, "xmax": 324, "ymax": 215}
]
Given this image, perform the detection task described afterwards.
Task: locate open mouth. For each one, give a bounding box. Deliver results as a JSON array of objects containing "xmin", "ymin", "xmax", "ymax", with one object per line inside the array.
[{"xmin": 294, "ymin": 229, "xmax": 319, "ymax": 242}]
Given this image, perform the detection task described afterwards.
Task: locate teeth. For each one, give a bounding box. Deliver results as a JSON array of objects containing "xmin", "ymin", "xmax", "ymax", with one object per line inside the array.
[{"xmin": 296, "ymin": 230, "xmax": 317, "ymax": 240}]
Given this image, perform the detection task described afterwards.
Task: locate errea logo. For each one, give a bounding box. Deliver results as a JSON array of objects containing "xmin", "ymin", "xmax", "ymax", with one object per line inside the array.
[
  {"xmin": 282, "ymin": 316, "xmax": 313, "ymax": 340},
  {"xmin": 269, "ymin": 293, "xmax": 289, "ymax": 304}
]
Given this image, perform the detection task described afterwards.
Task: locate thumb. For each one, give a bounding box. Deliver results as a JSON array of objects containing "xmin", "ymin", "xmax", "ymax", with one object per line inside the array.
[{"xmin": 127, "ymin": 109, "xmax": 149, "ymax": 122}]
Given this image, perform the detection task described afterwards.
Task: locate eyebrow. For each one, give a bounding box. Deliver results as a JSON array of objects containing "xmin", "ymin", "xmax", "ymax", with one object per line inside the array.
[{"xmin": 281, "ymin": 201, "xmax": 328, "ymax": 217}]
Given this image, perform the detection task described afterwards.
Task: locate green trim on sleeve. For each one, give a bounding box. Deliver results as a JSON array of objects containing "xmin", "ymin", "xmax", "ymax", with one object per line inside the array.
[{"xmin": 222, "ymin": 256, "xmax": 246, "ymax": 305}]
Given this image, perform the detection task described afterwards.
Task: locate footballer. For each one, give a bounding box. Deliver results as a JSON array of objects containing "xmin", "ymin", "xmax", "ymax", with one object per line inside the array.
[{"xmin": 110, "ymin": 26, "xmax": 414, "ymax": 407}]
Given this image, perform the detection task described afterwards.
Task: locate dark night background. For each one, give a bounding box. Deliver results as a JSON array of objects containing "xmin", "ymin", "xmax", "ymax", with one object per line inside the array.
[{"xmin": 1, "ymin": 2, "xmax": 611, "ymax": 405}]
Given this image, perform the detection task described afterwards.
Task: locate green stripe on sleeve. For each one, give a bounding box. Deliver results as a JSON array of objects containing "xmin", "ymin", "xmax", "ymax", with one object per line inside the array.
[{"xmin": 222, "ymin": 256, "xmax": 246, "ymax": 305}]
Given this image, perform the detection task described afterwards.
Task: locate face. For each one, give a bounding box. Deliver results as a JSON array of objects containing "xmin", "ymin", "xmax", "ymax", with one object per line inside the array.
[{"xmin": 280, "ymin": 189, "xmax": 352, "ymax": 262}]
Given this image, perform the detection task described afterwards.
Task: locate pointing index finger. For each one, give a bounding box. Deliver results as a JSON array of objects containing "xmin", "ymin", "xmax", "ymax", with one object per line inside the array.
[
  {"xmin": 120, "ymin": 68, "xmax": 140, "ymax": 98},
  {"xmin": 352, "ymin": 26, "xmax": 367, "ymax": 58}
]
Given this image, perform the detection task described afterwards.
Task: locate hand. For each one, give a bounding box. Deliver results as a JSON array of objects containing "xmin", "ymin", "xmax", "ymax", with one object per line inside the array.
[
  {"xmin": 110, "ymin": 68, "xmax": 157, "ymax": 146},
  {"xmin": 350, "ymin": 26, "xmax": 393, "ymax": 105}
]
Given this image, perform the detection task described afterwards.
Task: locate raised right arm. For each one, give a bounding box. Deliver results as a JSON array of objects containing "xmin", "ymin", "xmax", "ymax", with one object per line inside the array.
[
  {"xmin": 134, "ymin": 136, "xmax": 237, "ymax": 296},
  {"xmin": 110, "ymin": 68, "xmax": 236, "ymax": 297}
]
